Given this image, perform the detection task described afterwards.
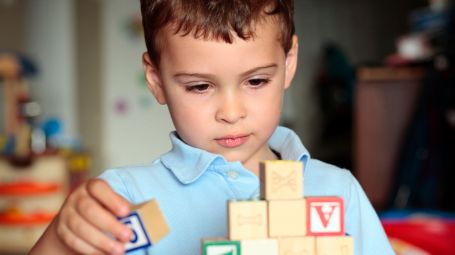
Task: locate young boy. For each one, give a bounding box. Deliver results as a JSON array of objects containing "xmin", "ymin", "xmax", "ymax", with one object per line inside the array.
[{"xmin": 30, "ymin": 0, "xmax": 394, "ymax": 254}]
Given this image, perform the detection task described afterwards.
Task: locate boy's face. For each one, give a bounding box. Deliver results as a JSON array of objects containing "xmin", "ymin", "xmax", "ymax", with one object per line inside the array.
[{"xmin": 143, "ymin": 19, "xmax": 298, "ymax": 171}]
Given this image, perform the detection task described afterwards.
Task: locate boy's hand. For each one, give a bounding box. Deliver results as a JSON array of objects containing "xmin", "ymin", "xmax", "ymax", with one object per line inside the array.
[
  {"xmin": 57, "ymin": 179, "xmax": 132, "ymax": 254},
  {"xmin": 31, "ymin": 179, "xmax": 132, "ymax": 255}
]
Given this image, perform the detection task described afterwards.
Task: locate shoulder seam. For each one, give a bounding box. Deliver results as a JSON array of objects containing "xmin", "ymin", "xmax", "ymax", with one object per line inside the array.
[{"xmin": 113, "ymin": 169, "xmax": 136, "ymax": 202}]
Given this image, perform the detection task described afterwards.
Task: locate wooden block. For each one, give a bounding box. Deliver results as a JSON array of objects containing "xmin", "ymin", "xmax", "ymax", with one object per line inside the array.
[
  {"xmin": 202, "ymin": 239, "xmax": 240, "ymax": 255},
  {"xmin": 316, "ymin": 236, "xmax": 354, "ymax": 255},
  {"xmin": 268, "ymin": 199, "xmax": 306, "ymax": 237},
  {"xmin": 278, "ymin": 237, "xmax": 316, "ymax": 255},
  {"xmin": 306, "ymin": 197, "xmax": 344, "ymax": 236},
  {"xmin": 241, "ymin": 239, "xmax": 279, "ymax": 255},
  {"xmin": 260, "ymin": 160, "xmax": 303, "ymax": 200},
  {"xmin": 119, "ymin": 199, "xmax": 169, "ymax": 252},
  {"xmin": 228, "ymin": 200, "xmax": 267, "ymax": 240}
]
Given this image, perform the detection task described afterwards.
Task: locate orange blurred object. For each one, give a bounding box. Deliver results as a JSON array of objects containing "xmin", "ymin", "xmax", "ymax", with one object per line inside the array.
[
  {"xmin": 0, "ymin": 181, "xmax": 61, "ymax": 196},
  {"xmin": 0, "ymin": 211, "xmax": 55, "ymax": 225}
]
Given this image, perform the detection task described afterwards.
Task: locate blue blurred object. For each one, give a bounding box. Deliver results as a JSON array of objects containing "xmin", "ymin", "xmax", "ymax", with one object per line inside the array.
[
  {"xmin": 17, "ymin": 53, "xmax": 38, "ymax": 77},
  {"xmin": 381, "ymin": 209, "xmax": 455, "ymax": 220},
  {"xmin": 411, "ymin": 6, "xmax": 453, "ymax": 33},
  {"xmin": 41, "ymin": 118, "xmax": 62, "ymax": 138},
  {"xmin": 2, "ymin": 135, "xmax": 15, "ymax": 155}
]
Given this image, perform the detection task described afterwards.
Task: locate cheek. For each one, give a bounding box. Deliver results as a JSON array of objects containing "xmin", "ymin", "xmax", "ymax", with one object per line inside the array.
[
  {"xmin": 247, "ymin": 88, "xmax": 283, "ymax": 127},
  {"xmin": 168, "ymin": 97, "xmax": 211, "ymax": 129},
  {"xmin": 170, "ymin": 102, "xmax": 217, "ymax": 148},
  {"xmin": 253, "ymin": 85, "xmax": 283, "ymax": 112}
]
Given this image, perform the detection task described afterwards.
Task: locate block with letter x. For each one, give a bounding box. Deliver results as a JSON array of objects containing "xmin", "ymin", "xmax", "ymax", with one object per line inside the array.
[
  {"xmin": 119, "ymin": 199, "xmax": 170, "ymax": 253},
  {"xmin": 260, "ymin": 160, "xmax": 304, "ymax": 200},
  {"xmin": 306, "ymin": 196, "xmax": 344, "ymax": 236}
]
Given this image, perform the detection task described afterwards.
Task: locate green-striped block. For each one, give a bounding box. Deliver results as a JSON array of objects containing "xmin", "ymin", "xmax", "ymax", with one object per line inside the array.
[{"xmin": 203, "ymin": 239, "xmax": 241, "ymax": 255}]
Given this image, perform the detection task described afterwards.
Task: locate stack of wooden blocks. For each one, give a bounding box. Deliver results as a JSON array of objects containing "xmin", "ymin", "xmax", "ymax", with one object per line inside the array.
[{"xmin": 203, "ymin": 160, "xmax": 354, "ymax": 255}]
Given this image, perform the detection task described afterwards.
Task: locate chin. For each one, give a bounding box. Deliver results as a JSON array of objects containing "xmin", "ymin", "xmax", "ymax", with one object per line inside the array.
[{"xmin": 222, "ymin": 152, "xmax": 247, "ymax": 163}]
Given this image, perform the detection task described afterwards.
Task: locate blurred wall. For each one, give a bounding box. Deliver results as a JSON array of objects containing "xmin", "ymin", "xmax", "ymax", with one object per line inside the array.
[
  {"xmin": 290, "ymin": 0, "xmax": 422, "ymax": 154},
  {"xmin": 0, "ymin": 0, "xmax": 24, "ymax": 52},
  {"xmin": 24, "ymin": 0, "xmax": 78, "ymax": 143},
  {"xmin": 100, "ymin": 0, "xmax": 174, "ymax": 171},
  {"xmin": 76, "ymin": 0, "xmax": 103, "ymax": 174}
]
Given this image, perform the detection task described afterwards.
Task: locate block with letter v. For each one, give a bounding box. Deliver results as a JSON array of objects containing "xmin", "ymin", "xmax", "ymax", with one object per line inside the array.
[{"xmin": 306, "ymin": 196, "xmax": 344, "ymax": 236}]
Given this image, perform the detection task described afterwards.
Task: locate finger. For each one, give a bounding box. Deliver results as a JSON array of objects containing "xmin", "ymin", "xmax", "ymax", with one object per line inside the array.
[
  {"xmin": 76, "ymin": 195, "xmax": 132, "ymax": 243},
  {"xmin": 58, "ymin": 220, "xmax": 107, "ymax": 255},
  {"xmin": 86, "ymin": 179, "xmax": 131, "ymax": 217},
  {"xmin": 66, "ymin": 208, "xmax": 125, "ymax": 255}
]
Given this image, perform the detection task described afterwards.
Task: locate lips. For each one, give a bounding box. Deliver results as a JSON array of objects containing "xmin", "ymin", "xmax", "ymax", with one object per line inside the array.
[{"xmin": 215, "ymin": 134, "xmax": 250, "ymax": 148}]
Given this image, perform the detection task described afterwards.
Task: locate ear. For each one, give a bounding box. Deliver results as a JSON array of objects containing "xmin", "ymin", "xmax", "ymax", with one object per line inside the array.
[
  {"xmin": 284, "ymin": 35, "xmax": 299, "ymax": 90},
  {"xmin": 143, "ymin": 52, "xmax": 167, "ymax": 105}
]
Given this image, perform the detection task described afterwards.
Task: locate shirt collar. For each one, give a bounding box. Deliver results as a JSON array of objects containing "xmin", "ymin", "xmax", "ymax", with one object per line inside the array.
[
  {"xmin": 160, "ymin": 126, "xmax": 311, "ymax": 184},
  {"xmin": 268, "ymin": 126, "xmax": 311, "ymax": 168}
]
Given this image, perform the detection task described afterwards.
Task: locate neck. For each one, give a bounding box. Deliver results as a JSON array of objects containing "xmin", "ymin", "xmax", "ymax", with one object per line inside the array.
[{"xmin": 243, "ymin": 147, "xmax": 279, "ymax": 176}]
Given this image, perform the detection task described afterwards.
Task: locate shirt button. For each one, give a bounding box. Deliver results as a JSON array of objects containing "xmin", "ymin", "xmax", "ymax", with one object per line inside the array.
[{"xmin": 227, "ymin": 170, "xmax": 239, "ymax": 180}]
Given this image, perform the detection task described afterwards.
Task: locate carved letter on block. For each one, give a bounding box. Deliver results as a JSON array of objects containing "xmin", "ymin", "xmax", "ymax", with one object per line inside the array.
[
  {"xmin": 203, "ymin": 239, "xmax": 241, "ymax": 255},
  {"xmin": 260, "ymin": 160, "xmax": 303, "ymax": 200},
  {"xmin": 120, "ymin": 212, "xmax": 151, "ymax": 252},
  {"xmin": 306, "ymin": 197, "xmax": 344, "ymax": 236},
  {"xmin": 119, "ymin": 199, "xmax": 170, "ymax": 253},
  {"xmin": 228, "ymin": 200, "xmax": 267, "ymax": 240}
]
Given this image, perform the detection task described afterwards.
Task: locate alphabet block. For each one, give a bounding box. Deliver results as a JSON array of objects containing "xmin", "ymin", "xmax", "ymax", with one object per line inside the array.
[
  {"xmin": 260, "ymin": 160, "xmax": 303, "ymax": 200},
  {"xmin": 306, "ymin": 197, "xmax": 344, "ymax": 236},
  {"xmin": 241, "ymin": 239, "xmax": 279, "ymax": 255},
  {"xmin": 316, "ymin": 236, "xmax": 354, "ymax": 255},
  {"xmin": 228, "ymin": 200, "xmax": 267, "ymax": 240},
  {"xmin": 268, "ymin": 199, "xmax": 306, "ymax": 237},
  {"xmin": 203, "ymin": 239, "xmax": 241, "ymax": 255},
  {"xmin": 119, "ymin": 199, "xmax": 169, "ymax": 253},
  {"xmin": 278, "ymin": 237, "xmax": 316, "ymax": 255}
]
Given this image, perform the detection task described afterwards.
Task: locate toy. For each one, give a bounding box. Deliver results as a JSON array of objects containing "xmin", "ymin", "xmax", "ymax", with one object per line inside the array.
[
  {"xmin": 316, "ymin": 236, "xmax": 353, "ymax": 255},
  {"xmin": 203, "ymin": 239, "xmax": 241, "ymax": 255},
  {"xmin": 0, "ymin": 52, "xmax": 39, "ymax": 166},
  {"xmin": 278, "ymin": 237, "xmax": 316, "ymax": 255},
  {"xmin": 260, "ymin": 160, "xmax": 303, "ymax": 200},
  {"xmin": 306, "ymin": 197, "xmax": 344, "ymax": 236},
  {"xmin": 241, "ymin": 239, "xmax": 278, "ymax": 255},
  {"xmin": 268, "ymin": 199, "xmax": 306, "ymax": 237},
  {"xmin": 202, "ymin": 160, "xmax": 353, "ymax": 255},
  {"xmin": 119, "ymin": 199, "xmax": 169, "ymax": 253},
  {"xmin": 228, "ymin": 200, "xmax": 267, "ymax": 240}
]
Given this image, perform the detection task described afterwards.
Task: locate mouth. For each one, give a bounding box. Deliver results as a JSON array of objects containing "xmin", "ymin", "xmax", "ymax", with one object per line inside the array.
[{"xmin": 215, "ymin": 134, "xmax": 250, "ymax": 148}]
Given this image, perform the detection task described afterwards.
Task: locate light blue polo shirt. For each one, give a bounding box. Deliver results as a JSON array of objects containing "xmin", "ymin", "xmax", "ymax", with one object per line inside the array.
[{"xmin": 99, "ymin": 126, "xmax": 394, "ymax": 255}]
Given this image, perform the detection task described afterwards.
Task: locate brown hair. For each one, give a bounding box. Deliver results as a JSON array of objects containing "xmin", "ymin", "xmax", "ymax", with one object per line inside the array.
[{"xmin": 140, "ymin": 0, "xmax": 295, "ymax": 65}]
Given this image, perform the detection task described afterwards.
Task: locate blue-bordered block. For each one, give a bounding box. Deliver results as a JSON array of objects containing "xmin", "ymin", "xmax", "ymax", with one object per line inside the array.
[
  {"xmin": 203, "ymin": 239, "xmax": 241, "ymax": 255},
  {"xmin": 120, "ymin": 212, "xmax": 152, "ymax": 253}
]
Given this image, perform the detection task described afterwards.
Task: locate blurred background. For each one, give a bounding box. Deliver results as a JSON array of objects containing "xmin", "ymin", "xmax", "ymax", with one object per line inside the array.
[{"xmin": 0, "ymin": 0, "xmax": 454, "ymax": 254}]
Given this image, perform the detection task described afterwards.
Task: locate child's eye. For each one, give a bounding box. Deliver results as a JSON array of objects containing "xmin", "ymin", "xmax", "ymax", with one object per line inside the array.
[
  {"xmin": 186, "ymin": 84, "xmax": 210, "ymax": 93},
  {"xmin": 247, "ymin": 78, "xmax": 270, "ymax": 87}
]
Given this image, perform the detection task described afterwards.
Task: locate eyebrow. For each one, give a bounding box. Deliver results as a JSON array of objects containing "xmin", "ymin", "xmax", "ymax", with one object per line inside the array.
[{"xmin": 173, "ymin": 63, "xmax": 278, "ymax": 80}]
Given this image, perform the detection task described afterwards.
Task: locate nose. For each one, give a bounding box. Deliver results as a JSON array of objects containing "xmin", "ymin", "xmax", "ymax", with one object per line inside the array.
[{"xmin": 215, "ymin": 91, "xmax": 246, "ymax": 124}]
